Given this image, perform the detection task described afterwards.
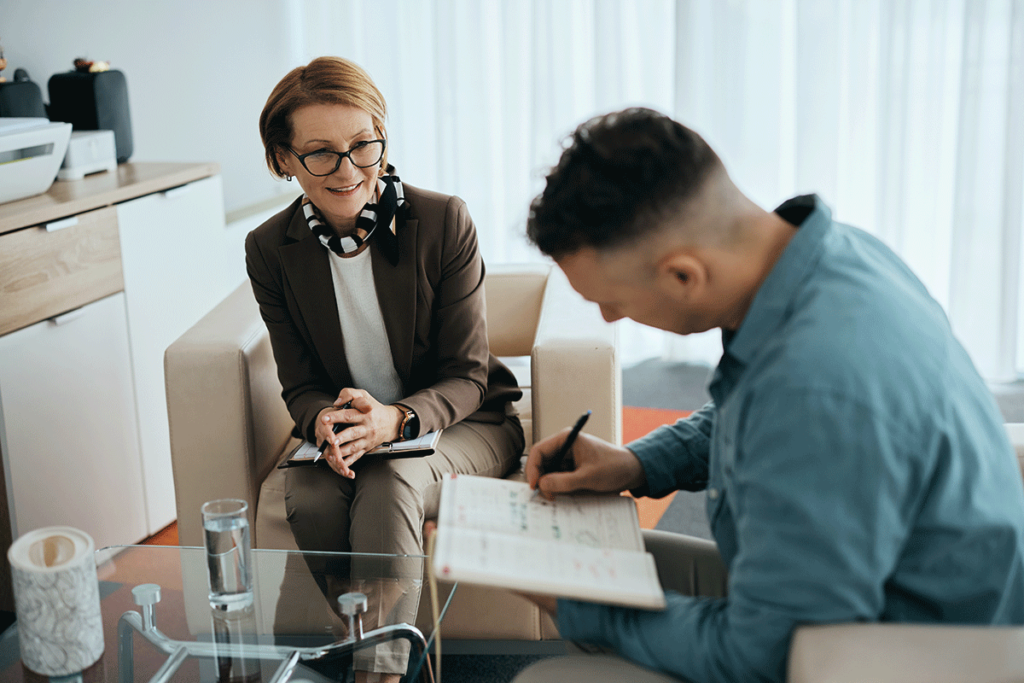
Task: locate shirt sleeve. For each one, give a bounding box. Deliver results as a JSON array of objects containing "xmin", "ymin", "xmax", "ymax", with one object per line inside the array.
[
  {"xmin": 628, "ymin": 401, "xmax": 716, "ymax": 497},
  {"xmin": 558, "ymin": 388, "xmax": 919, "ymax": 683}
]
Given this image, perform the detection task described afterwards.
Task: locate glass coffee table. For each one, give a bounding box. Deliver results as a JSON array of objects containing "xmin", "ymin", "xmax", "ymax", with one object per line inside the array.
[{"xmin": 0, "ymin": 545, "xmax": 455, "ymax": 682}]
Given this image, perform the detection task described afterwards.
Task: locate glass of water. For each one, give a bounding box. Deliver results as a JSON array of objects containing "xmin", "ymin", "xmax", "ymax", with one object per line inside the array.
[{"xmin": 201, "ymin": 499, "xmax": 253, "ymax": 609}]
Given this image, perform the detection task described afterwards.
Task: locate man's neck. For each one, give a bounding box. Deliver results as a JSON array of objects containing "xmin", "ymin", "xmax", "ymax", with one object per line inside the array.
[{"xmin": 718, "ymin": 209, "xmax": 798, "ymax": 331}]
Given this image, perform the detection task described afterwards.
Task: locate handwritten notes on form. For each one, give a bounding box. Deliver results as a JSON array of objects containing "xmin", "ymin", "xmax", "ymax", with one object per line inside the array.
[{"xmin": 433, "ymin": 475, "xmax": 666, "ymax": 609}]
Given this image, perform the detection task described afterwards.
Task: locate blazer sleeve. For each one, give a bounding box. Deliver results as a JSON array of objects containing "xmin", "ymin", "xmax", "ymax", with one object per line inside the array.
[
  {"xmin": 244, "ymin": 230, "xmax": 335, "ymax": 443},
  {"xmin": 398, "ymin": 197, "xmax": 492, "ymax": 435}
]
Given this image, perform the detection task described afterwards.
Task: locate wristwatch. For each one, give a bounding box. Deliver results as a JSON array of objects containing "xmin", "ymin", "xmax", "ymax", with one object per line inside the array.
[{"xmin": 395, "ymin": 406, "xmax": 418, "ymax": 442}]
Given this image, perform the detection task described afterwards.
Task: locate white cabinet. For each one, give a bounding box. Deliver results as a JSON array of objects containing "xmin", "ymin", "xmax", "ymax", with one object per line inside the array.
[
  {"xmin": 0, "ymin": 292, "xmax": 147, "ymax": 550},
  {"xmin": 0, "ymin": 163, "xmax": 229, "ymax": 611},
  {"xmin": 117, "ymin": 175, "xmax": 247, "ymax": 534}
]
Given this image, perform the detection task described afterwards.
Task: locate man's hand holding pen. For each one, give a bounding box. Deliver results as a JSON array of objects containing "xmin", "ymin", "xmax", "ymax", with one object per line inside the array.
[
  {"xmin": 525, "ymin": 412, "xmax": 649, "ymax": 501},
  {"xmin": 314, "ymin": 388, "xmax": 407, "ymax": 479},
  {"xmin": 518, "ymin": 410, "xmax": 650, "ymax": 618}
]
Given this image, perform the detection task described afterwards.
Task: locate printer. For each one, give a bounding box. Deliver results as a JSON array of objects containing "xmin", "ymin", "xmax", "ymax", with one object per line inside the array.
[{"xmin": 0, "ymin": 117, "xmax": 73, "ymax": 204}]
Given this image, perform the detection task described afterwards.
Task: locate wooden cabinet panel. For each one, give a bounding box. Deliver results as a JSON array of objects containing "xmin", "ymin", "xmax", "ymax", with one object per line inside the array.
[{"xmin": 0, "ymin": 206, "xmax": 122, "ymax": 336}]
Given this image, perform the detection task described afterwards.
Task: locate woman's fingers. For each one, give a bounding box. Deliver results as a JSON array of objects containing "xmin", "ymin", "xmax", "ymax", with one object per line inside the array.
[
  {"xmin": 331, "ymin": 423, "xmax": 373, "ymax": 450},
  {"xmin": 350, "ymin": 395, "xmax": 375, "ymax": 413},
  {"xmin": 341, "ymin": 448, "xmax": 366, "ymax": 468},
  {"xmin": 334, "ymin": 387, "xmax": 366, "ymax": 408},
  {"xmin": 324, "ymin": 440, "xmax": 367, "ymax": 477},
  {"xmin": 326, "ymin": 391, "xmax": 378, "ymax": 426},
  {"xmin": 326, "ymin": 441, "xmax": 356, "ymax": 478},
  {"xmin": 319, "ymin": 389, "xmax": 398, "ymax": 474}
]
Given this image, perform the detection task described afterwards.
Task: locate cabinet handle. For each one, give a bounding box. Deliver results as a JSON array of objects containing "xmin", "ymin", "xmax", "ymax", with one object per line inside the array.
[
  {"xmin": 50, "ymin": 307, "xmax": 88, "ymax": 326},
  {"xmin": 162, "ymin": 184, "xmax": 193, "ymax": 199},
  {"xmin": 45, "ymin": 216, "xmax": 79, "ymax": 232}
]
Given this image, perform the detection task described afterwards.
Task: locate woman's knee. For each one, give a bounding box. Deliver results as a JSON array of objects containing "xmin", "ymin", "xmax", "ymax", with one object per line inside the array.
[
  {"xmin": 354, "ymin": 459, "xmax": 421, "ymax": 509},
  {"xmin": 284, "ymin": 468, "xmax": 355, "ymax": 551}
]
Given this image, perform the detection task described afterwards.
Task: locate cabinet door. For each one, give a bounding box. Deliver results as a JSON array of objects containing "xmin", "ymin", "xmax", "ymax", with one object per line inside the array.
[
  {"xmin": 116, "ymin": 175, "xmax": 246, "ymax": 533},
  {"xmin": 0, "ymin": 292, "xmax": 147, "ymax": 548}
]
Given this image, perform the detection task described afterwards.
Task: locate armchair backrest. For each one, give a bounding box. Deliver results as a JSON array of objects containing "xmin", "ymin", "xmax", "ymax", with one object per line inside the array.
[{"xmin": 484, "ymin": 264, "xmax": 550, "ymax": 357}]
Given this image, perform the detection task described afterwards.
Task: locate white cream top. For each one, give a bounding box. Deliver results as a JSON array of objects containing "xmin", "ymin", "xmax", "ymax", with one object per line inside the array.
[{"xmin": 328, "ymin": 248, "xmax": 404, "ymax": 406}]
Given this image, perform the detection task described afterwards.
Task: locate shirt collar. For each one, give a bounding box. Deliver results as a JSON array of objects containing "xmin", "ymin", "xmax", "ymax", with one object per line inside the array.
[{"xmin": 723, "ymin": 194, "xmax": 832, "ymax": 365}]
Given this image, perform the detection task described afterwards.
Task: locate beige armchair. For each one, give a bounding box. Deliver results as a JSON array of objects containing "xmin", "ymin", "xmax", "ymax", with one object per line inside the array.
[
  {"xmin": 165, "ymin": 263, "xmax": 620, "ymax": 648},
  {"xmin": 787, "ymin": 423, "xmax": 1024, "ymax": 683}
]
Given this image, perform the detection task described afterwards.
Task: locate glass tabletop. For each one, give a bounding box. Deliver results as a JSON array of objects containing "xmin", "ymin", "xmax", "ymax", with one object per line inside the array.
[{"xmin": 0, "ymin": 545, "xmax": 455, "ymax": 682}]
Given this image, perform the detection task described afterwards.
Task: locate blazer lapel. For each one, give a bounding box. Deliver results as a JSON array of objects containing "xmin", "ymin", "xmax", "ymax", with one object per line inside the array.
[
  {"xmin": 371, "ymin": 217, "xmax": 418, "ymax": 387},
  {"xmin": 279, "ymin": 211, "xmax": 353, "ymax": 389}
]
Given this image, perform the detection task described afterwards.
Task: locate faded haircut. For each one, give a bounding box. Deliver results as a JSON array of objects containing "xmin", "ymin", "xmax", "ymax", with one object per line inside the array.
[{"xmin": 527, "ymin": 108, "xmax": 722, "ymax": 258}]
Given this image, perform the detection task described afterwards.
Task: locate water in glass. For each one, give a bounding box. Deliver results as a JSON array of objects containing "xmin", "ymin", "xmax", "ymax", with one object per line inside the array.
[{"xmin": 203, "ymin": 506, "xmax": 253, "ymax": 608}]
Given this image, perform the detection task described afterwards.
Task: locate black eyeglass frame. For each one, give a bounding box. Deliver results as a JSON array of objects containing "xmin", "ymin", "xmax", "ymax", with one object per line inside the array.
[{"xmin": 287, "ymin": 139, "xmax": 387, "ymax": 176}]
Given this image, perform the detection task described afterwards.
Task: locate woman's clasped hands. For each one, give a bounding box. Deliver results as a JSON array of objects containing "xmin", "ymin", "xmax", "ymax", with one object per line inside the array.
[{"xmin": 315, "ymin": 388, "xmax": 405, "ymax": 478}]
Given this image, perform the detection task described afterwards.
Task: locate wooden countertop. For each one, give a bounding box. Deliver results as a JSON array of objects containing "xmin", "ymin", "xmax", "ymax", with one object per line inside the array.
[{"xmin": 0, "ymin": 161, "xmax": 220, "ymax": 235}]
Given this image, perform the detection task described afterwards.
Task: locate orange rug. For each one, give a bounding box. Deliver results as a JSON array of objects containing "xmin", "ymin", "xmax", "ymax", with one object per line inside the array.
[{"xmin": 623, "ymin": 406, "xmax": 692, "ymax": 529}]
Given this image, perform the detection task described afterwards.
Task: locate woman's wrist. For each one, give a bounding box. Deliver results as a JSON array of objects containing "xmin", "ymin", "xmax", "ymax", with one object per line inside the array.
[{"xmin": 389, "ymin": 405, "xmax": 406, "ymax": 441}]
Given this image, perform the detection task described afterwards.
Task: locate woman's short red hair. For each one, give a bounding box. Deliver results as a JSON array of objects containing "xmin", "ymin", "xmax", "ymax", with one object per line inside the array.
[{"xmin": 259, "ymin": 56, "xmax": 388, "ymax": 179}]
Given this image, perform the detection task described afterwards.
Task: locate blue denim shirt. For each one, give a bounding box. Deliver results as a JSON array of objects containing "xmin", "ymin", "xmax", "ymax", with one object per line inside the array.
[{"xmin": 557, "ymin": 195, "xmax": 1024, "ymax": 682}]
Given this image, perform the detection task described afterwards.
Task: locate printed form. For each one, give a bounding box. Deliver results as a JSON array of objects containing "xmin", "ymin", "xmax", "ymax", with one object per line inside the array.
[{"xmin": 434, "ymin": 475, "xmax": 665, "ymax": 609}]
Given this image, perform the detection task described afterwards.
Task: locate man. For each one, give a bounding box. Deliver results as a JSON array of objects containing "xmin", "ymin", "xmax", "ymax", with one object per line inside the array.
[{"xmin": 512, "ymin": 108, "xmax": 1024, "ymax": 682}]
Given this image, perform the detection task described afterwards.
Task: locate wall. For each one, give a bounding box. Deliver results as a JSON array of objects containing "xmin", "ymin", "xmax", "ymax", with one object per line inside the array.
[{"xmin": 1, "ymin": 0, "xmax": 297, "ymax": 215}]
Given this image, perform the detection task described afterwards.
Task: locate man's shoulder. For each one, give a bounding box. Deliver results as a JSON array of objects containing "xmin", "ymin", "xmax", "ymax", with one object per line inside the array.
[{"xmin": 755, "ymin": 234, "xmax": 954, "ymax": 411}]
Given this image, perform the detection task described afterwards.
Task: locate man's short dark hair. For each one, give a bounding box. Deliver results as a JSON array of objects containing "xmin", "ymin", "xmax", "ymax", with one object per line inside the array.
[{"xmin": 527, "ymin": 108, "xmax": 722, "ymax": 258}]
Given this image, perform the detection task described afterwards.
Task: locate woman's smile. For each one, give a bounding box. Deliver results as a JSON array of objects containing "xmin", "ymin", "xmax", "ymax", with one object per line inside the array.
[{"xmin": 327, "ymin": 180, "xmax": 364, "ymax": 197}]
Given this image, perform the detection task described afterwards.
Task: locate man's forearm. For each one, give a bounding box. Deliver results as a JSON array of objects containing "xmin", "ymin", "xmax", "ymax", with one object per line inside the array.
[{"xmin": 628, "ymin": 401, "xmax": 715, "ymax": 497}]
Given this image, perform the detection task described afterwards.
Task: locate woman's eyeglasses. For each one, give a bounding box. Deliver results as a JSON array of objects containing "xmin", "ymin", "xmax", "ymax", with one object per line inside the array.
[{"xmin": 288, "ymin": 139, "xmax": 386, "ymax": 176}]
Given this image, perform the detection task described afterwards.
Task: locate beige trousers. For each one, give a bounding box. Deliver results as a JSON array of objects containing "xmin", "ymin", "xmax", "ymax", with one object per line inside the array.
[
  {"xmin": 513, "ymin": 529, "xmax": 728, "ymax": 683},
  {"xmin": 285, "ymin": 416, "xmax": 524, "ymax": 674}
]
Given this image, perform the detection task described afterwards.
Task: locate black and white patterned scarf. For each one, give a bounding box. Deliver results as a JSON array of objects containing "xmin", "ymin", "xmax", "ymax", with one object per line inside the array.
[{"xmin": 301, "ymin": 174, "xmax": 406, "ymax": 265}]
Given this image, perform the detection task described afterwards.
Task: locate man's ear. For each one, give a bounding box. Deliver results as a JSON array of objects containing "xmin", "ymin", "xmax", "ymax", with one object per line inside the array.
[{"xmin": 657, "ymin": 251, "xmax": 704, "ymax": 298}]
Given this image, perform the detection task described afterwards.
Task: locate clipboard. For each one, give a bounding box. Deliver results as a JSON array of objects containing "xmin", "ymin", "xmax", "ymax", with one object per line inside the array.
[{"xmin": 277, "ymin": 430, "xmax": 443, "ymax": 469}]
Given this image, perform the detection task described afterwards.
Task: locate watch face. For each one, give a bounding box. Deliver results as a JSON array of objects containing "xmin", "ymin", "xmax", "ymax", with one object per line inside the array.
[{"xmin": 403, "ymin": 411, "xmax": 418, "ymax": 440}]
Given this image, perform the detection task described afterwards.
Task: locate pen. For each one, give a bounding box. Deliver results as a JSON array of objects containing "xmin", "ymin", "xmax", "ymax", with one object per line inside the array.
[
  {"xmin": 314, "ymin": 400, "xmax": 353, "ymax": 463},
  {"xmin": 532, "ymin": 410, "xmax": 591, "ymax": 499}
]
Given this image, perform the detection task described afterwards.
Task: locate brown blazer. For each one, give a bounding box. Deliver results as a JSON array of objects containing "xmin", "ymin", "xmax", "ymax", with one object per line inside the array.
[{"xmin": 244, "ymin": 183, "xmax": 522, "ymax": 443}]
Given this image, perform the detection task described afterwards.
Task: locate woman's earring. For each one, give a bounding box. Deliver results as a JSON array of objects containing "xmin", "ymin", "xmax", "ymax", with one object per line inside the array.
[{"xmin": 285, "ymin": 174, "xmax": 292, "ymax": 182}]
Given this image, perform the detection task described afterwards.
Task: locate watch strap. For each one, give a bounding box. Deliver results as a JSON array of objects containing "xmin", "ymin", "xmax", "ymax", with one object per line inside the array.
[{"xmin": 394, "ymin": 405, "xmax": 417, "ymax": 442}]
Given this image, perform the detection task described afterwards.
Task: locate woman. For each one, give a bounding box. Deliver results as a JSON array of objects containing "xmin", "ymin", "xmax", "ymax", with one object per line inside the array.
[{"xmin": 246, "ymin": 56, "xmax": 524, "ymax": 680}]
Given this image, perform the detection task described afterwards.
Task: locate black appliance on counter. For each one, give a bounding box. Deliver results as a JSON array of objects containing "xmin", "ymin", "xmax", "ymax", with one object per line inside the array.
[
  {"xmin": 48, "ymin": 69, "xmax": 133, "ymax": 163},
  {"xmin": 0, "ymin": 69, "xmax": 47, "ymax": 118}
]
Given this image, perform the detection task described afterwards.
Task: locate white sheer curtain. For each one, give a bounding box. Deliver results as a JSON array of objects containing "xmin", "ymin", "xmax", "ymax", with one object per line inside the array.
[{"xmin": 289, "ymin": 0, "xmax": 1024, "ymax": 381}]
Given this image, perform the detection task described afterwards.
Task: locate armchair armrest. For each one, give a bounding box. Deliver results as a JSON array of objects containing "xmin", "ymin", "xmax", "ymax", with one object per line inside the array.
[
  {"xmin": 165, "ymin": 282, "xmax": 293, "ymax": 546},
  {"xmin": 531, "ymin": 267, "xmax": 621, "ymax": 446},
  {"xmin": 788, "ymin": 623, "xmax": 1024, "ymax": 683}
]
